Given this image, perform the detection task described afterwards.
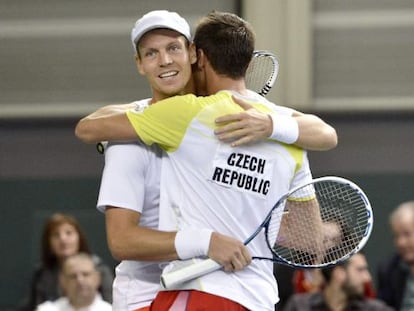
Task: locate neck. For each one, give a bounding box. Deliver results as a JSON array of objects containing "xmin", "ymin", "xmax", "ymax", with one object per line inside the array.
[
  {"xmin": 70, "ymin": 296, "xmax": 95, "ymax": 310},
  {"xmin": 323, "ymin": 285, "xmax": 347, "ymax": 311},
  {"xmin": 151, "ymin": 78, "xmax": 195, "ymax": 104},
  {"xmin": 203, "ymin": 63, "xmax": 247, "ymax": 96},
  {"xmin": 208, "ymin": 76, "xmax": 247, "ymax": 96}
]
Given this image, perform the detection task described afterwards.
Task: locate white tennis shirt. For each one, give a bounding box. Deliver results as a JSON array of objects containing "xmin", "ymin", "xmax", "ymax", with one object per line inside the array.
[
  {"xmin": 36, "ymin": 294, "xmax": 112, "ymax": 311},
  {"xmin": 97, "ymin": 99, "xmax": 165, "ymax": 311},
  {"xmin": 126, "ymin": 91, "xmax": 313, "ymax": 311}
]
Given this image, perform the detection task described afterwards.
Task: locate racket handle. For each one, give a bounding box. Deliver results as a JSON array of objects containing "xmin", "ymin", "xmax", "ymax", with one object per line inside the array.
[{"xmin": 161, "ymin": 258, "xmax": 222, "ymax": 289}]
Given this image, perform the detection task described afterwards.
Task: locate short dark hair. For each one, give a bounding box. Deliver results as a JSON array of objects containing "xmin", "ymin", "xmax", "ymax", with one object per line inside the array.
[
  {"xmin": 320, "ymin": 251, "xmax": 365, "ymax": 283},
  {"xmin": 193, "ymin": 11, "xmax": 255, "ymax": 79}
]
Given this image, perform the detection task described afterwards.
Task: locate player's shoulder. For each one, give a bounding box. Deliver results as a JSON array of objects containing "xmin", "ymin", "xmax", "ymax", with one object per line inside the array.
[
  {"xmin": 203, "ymin": 90, "xmax": 234, "ymax": 103},
  {"xmin": 105, "ymin": 142, "xmax": 162, "ymax": 165},
  {"xmin": 362, "ymin": 298, "xmax": 394, "ymax": 311},
  {"xmin": 285, "ymin": 292, "xmax": 322, "ymax": 309},
  {"xmin": 377, "ymin": 253, "xmax": 404, "ymax": 273},
  {"xmin": 37, "ymin": 297, "xmax": 67, "ymax": 310},
  {"xmin": 106, "ymin": 141, "xmax": 145, "ymax": 155}
]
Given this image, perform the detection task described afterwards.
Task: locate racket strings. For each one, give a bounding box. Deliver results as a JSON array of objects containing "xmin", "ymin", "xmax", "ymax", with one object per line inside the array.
[
  {"xmin": 245, "ymin": 52, "xmax": 278, "ymax": 96},
  {"xmin": 270, "ymin": 180, "xmax": 370, "ymax": 267}
]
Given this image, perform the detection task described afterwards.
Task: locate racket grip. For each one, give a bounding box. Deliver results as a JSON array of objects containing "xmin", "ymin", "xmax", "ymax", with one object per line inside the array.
[{"xmin": 161, "ymin": 258, "xmax": 222, "ymax": 289}]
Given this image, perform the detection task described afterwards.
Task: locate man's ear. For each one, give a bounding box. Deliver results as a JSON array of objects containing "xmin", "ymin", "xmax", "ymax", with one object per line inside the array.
[
  {"xmin": 135, "ymin": 54, "xmax": 145, "ymax": 76},
  {"xmin": 196, "ymin": 49, "xmax": 205, "ymax": 70},
  {"xmin": 189, "ymin": 43, "xmax": 197, "ymax": 65}
]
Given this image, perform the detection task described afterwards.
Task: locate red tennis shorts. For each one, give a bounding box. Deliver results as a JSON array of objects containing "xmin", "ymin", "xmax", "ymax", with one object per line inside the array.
[{"xmin": 150, "ymin": 290, "xmax": 248, "ymax": 310}]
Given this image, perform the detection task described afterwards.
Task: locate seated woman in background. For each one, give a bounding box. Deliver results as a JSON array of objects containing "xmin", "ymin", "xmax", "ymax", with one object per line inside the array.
[{"xmin": 21, "ymin": 213, "xmax": 113, "ymax": 310}]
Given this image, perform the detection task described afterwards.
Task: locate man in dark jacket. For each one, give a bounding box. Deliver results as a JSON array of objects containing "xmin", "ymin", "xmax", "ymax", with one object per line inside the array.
[
  {"xmin": 283, "ymin": 253, "xmax": 393, "ymax": 311},
  {"xmin": 377, "ymin": 201, "xmax": 414, "ymax": 311}
]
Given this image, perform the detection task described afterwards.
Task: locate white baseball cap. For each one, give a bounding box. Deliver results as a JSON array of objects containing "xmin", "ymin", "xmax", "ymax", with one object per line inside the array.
[{"xmin": 131, "ymin": 10, "xmax": 191, "ymax": 52}]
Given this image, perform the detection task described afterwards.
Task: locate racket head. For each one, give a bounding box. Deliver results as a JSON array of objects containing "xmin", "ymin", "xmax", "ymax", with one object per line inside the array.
[
  {"xmin": 245, "ymin": 50, "xmax": 279, "ymax": 96},
  {"xmin": 265, "ymin": 176, "xmax": 373, "ymax": 268}
]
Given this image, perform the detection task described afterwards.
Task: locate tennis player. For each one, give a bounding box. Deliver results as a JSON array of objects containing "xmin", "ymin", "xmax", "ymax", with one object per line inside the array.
[
  {"xmin": 94, "ymin": 10, "xmax": 251, "ymax": 311},
  {"xmin": 76, "ymin": 10, "xmax": 337, "ymax": 311}
]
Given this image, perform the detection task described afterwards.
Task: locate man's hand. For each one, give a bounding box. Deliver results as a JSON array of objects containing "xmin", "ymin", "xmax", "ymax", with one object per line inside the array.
[
  {"xmin": 214, "ymin": 96, "xmax": 272, "ymax": 147},
  {"xmin": 322, "ymin": 222, "xmax": 342, "ymax": 251},
  {"xmin": 75, "ymin": 103, "xmax": 138, "ymax": 144},
  {"xmin": 208, "ymin": 232, "xmax": 252, "ymax": 272},
  {"xmin": 214, "ymin": 96, "xmax": 338, "ymax": 151}
]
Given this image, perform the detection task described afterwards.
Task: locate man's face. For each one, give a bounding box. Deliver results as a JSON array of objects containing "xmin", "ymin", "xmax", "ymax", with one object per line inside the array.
[
  {"xmin": 391, "ymin": 212, "xmax": 414, "ymax": 264},
  {"xmin": 342, "ymin": 253, "xmax": 372, "ymax": 298},
  {"xmin": 136, "ymin": 29, "xmax": 196, "ymax": 101},
  {"xmin": 60, "ymin": 256, "xmax": 100, "ymax": 307}
]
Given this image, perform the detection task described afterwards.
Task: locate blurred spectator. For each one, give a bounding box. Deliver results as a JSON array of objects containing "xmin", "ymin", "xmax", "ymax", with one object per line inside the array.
[
  {"xmin": 275, "ymin": 264, "xmax": 375, "ymax": 310},
  {"xmin": 293, "ymin": 269, "xmax": 325, "ymax": 294},
  {"xmin": 377, "ymin": 201, "xmax": 414, "ymax": 310},
  {"xmin": 293, "ymin": 268, "xmax": 376, "ymax": 298},
  {"xmin": 283, "ymin": 252, "xmax": 393, "ymax": 311},
  {"xmin": 36, "ymin": 252, "xmax": 112, "ymax": 311},
  {"xmin": 18, "ymin": 213, "xmax": 113, "ymax": 310}
]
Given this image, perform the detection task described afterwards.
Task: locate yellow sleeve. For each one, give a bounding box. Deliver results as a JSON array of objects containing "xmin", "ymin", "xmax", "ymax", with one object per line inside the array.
[{"xmin": 126, "ymin": 94, "xmax": 201, "ymax": 152}]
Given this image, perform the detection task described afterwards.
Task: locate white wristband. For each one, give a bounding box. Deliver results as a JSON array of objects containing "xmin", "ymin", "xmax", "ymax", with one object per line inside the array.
[
  {"xmin": 174, "ymin": 228, "xmax": 213, "ymax": 260},
  {"xmin": 269, "ymin": 113, "xmax": 299, "ymax": 144}
]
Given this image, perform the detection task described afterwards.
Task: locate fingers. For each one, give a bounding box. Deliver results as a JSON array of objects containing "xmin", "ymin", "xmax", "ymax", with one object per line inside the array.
[
  {"xmin": 215, "ymin": 118, "xmax": 245, "ymax": 135},
  {"xmin": 322, "ymin": 222, "xmax": 342, "ymax": 250},
  {"xmin": 229, "ymin": 135, "xmax": 254, "ymax": 147},
  {"xmin": 231, "ymin": 95, "xmax": 254, "ymax": 110},
  {"xmin": 222, "ymin": 250, "xmax": 252, "ymax": 272},
  {"xmin": 214, "ymin": 108, "xmax": 271, "ymax": 147},
  {"xmin": 208, "ymin": 232, "xmax": 252, "ymax": 273},
  {"xmin": 215, "ymin": 118, "xmax": 253, "ymax": 145},
  {"xmin": 217, "ymin": 129, "xmax": 251, "ymax": 144},
  {"xmin": 215, "ymin": 95, "xmax": 255, "ymax": 125},
  {"xmin": 215, "ymin": 113, "xmax": 243, "ymax": 126}
]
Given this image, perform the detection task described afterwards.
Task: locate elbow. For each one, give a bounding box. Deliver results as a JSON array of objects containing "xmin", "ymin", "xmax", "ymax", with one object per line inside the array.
[
  {"xmin": 107, "ymin": 236, "xmax": 130, "ymax": 261},
  {"xmin": 109, "ymin": 248, "xmax": 125, "ymax": 262},
  {"xmin": 75, "ymin": 119, "xmax": 98, "ymax": 144},
  {"xmin": 314, "ymin": 126, "xmax": 338, "ymax": 151},
  {"xmin": 325, "ymin": 127, "xmax": 338, "ymax": 150}
]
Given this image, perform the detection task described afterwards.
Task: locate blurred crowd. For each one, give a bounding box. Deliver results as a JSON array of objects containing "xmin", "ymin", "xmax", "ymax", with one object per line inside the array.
[{"xmin": 276, "ymin": 201, "xmax": 414, "ymax": 311}]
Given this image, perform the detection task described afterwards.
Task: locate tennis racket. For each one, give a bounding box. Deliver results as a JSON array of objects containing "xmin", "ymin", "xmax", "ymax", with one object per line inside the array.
[
  {"xmin": 160, "ymin": 176, "xmax": 373, "ymax": 289},
  {"xmin": 96, "ymin": 50, "xmax": 279, "ymax": 154},
  {"xmin": 245, "ymin": 50, "xmax": 279, "ymax": 96}
]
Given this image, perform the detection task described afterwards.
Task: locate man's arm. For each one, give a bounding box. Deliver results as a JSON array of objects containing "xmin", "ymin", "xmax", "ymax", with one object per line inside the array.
[
  {"xmin": 76, "ymin": 98, "xmax": 337, "ymax": 150},
  {"xmin": 291, "ymin": 111, "xmax": 338, "ymax": 151},
  {"xmin": 105, "ymin": 207, "xmax": 251, "ymax": 271},
  {"xmin": 277, "ymin": 201, "xmax": 341, "ymax": 255},
  {"xmin": 214, "ymin": 96, "xmax": 338, "ymax": 151},
  {"xmin": 75, "ymin": 104, "xmax": 138, "ymax": 143}
]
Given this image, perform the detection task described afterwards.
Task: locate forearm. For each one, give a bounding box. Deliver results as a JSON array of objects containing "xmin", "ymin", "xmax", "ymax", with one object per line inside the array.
[
  {"xmin": 106, "ymin": 224, "xmax": 179, "ymax": 261},
  {"xmin": 75, "ymin": 104, "xmax": 138, "ymax": 144},
  {"xmin": 291, "ymin": 112, "xmax": 338, "ymax": 151},
  {"xmin": 105, "ymin": 207, "xmax": 250, "ymax": 270},
  {"xmin": 105, "ymin": 207, "xmax": 213, "ymax": 262},
  {"xmin": 277, "ymin": 200, "xmax": 324, "ymax": 254},
  {"xmin": 214, "ymin": 96, "xmax": 337, "ymax": 150}
]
